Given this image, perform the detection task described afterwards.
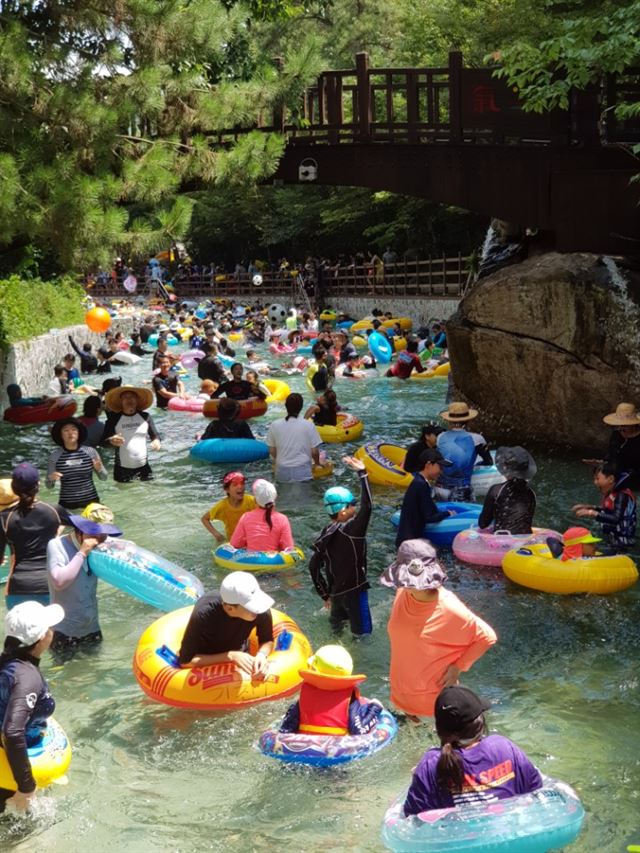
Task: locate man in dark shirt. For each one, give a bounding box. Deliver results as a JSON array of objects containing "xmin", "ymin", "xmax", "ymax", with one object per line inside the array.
[
  {"xmin": 404, "ymin": 423, "xmax": 444, "ymax": 474},
  {"xmin": 335, "ymin": 331, "xmax": 358, "ymax": 364},
  {"xmin": 152, "ymin": 357, "xmax": 184, "ymax": 408},
  {"xmin": 197, "ymin": 352, "xmax": 227, "ymax": 384},
  {"xmin": 396, "ymin": 449, "xmax": 453, "ymax": 548},
  {"xmin": 178, "ymin": 572, "xmax": 274, "ymax": 680},
  {"xmin": 212, "ymin": 363, "xmax": 266, "ymax": 401},
  {"xmin": 200, "ymin": 398, "xmax": 254, "ymax": 440}
]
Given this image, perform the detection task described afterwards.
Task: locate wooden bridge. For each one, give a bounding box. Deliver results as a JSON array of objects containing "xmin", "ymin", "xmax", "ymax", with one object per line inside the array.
[{"xmin": 219, "ymin": 52, "xmax": 640, "ymax": 255}]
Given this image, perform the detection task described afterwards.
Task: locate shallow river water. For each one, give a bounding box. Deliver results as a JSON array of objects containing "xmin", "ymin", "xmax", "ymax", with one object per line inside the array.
[{"xmin": 0, "ymin": 344, "xmax": 638, "ymax": 852}]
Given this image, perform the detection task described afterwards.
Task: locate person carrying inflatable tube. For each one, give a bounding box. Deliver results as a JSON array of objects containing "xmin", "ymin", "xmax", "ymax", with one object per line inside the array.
[
  {"xmin": 308, "ymin": 456, "xmax": 374, "ymax": 637},
  {"xmin": 403, "ymin": 686, "xmax": 542, "ymax": 815},
  {"xmin": 0, "ymin": 601, "xmax": 65, "ymax": 813},
  {"xmin": 278, "ymin": 645, "xmax": 383, "ymax": 736}
]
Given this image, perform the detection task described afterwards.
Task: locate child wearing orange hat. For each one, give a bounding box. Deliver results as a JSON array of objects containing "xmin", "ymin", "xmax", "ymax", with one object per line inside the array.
[
  {"xmin": 279, "ymin": 645, "xmax": 383, "ymax": 736},
  {"xmin": 560, "ymin": 526, "xmax": 601, "ymax": 561}
]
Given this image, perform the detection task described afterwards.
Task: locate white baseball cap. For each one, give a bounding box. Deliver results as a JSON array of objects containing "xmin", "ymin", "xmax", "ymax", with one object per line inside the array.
[
  {"xmin": 5, "ymin": 601, "xmax": 65, "ymax": 646},
  {"xmin": 220, "ymin": 572, "xmax": 274, "ymax": 615},
  {"xmin": 252, "ymin": 478, "xmax": 277, "ymax": 508}
]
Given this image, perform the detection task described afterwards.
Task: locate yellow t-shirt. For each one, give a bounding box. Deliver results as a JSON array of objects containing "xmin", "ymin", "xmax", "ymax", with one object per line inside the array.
[{"xmin": 208, "ymin": 494, "xmax": 256, "ymax": 539}]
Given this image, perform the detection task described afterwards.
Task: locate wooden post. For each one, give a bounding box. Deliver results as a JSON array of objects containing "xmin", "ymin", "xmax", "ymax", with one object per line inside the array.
[
  {"xmin": 356, "ymin": 52, "xmax": 372, "ymax": 141},
  {"xmin": 448, "ymin": 51, "xmax": 463, "ymax": 144},
  {"xmin": 272, "ymin": 57, "xmax": 285, "ymax": 132},
  {"xmin": 407, "ymin": 70, "xmax": 419, "ymax": 143},
  {"xmin": 442, "ymin": 253, "xmax": 447, "ymax": 295},
  {"xmin": 326, "ymin": 74, "xmax": 339, "ymax": 143}
]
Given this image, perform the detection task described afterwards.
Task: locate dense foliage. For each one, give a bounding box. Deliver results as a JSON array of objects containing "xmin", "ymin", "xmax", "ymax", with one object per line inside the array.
[{"xmin": 0, "ymin": 276, "xmax": 85, "ymax": 348}]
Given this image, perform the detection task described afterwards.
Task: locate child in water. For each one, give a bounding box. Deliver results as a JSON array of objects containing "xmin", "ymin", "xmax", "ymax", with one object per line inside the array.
[
  {"xmin": 571, "ymin": 463, "xmax": 637, "ymax": 553},
  {"xmin": 278, "ymin": 645, "xmax": 382, "ymax": 736},
  {"xmin": 556, "ymin": 526, "xmax": 601, "ymax": 561}
]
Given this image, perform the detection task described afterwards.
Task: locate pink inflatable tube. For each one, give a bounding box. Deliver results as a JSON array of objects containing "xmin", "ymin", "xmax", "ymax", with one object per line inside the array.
[
  {"xmin": 452, "ymin": 527, "xmax": 561, "ymax": 567},
  {"xmin": 270, "ymin": 342, "xmax": 296, "ymax": 355},
  {"xmin": 168, "ymin": 397, "xmax": 205, "ymax": 413}
]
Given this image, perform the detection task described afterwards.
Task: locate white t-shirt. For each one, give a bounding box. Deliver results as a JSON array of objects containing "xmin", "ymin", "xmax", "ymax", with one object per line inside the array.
[
  {"xmin": 115, "ymin": 413, "xmax": 150, "ymax": 468},
  {"xmin": 266, "ymin": 416, "xmax": 321, "ymax": 469}
]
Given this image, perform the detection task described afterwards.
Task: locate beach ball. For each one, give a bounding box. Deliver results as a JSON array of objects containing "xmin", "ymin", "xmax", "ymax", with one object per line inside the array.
[
  {"xmin": 195, "ymin": 308, "xmax": 208, "ymax": 320},
  {"xmin": 252, "ymin": 274, "xmax": 263, "ymax": 287},
  {"xmin": 268, "ymin": 303, "xmax": 287, "ymax": 325},
  {"xmin": 85, "ymin": 307, "xmax": 112, "ymax": 333}
]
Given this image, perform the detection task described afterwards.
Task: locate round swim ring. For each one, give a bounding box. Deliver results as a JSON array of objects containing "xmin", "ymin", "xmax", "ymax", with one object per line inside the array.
[
  {"xmin": 269, "ymin": 342, "xmax": 296, "ymax": 355},
  {"xmin": 470, "ymin": 460, "xmax": 505, "ymax": 498},
  {"xmin": 148, "ymin": 333, "xmax": 179, "ymax": 346},
  {"xmin": 313, "ymin": 460, "xmax": 334, "ymax": 479},
  {"xmin": 88, "ymin": 539, "xmax": 204, "ymax": 611},
  {"xmin": 453, "ymin": 528, "xmax": 561, "ymax": 568},
  {"xmin": 502, "ymin": 542, "xmax": 639, "ymax": 594},
  {"xmin": 112, "ymin": 350, "xmax": 141, "ymax": 365},
  {"xmin": 368, "ymin": 331, "xmax": 393, "ymax": 364},
  {"xmin": 319, "ymin": 310, "xmax": 337, "ymax": 323},
  {"xmin": 0, "ymin": 718, "xmax": 71, "ymax": 791},
  {"xmin": 218, "ymin": 353, "xmax": 235, "ymax": 368},
  {"xmin": 263, "ymin": 379, "xmax": 290, "ymax": 403},
  {"xmin": 258, "ymin": 709, "xmax": 397, "ymax": 767},
  {"xmin": 168, "ymin": 397, "xmax": 205, "ymax": 413},
  {"xmin": 352, "ymin": 335, "xmax": 367, "ymax": 349},
  {"xmin": 3, "ymin": 396, "xmax": 77, "ymax": 426},
  {"xmin": 336, "ymin": 320, "xmax": 354, "ymax": 330},
  {"xmin": 390, "ymin": 502, "xmax": 481, "ymax": 548},
  {"xmin": 228, "ymin": 332, "xmax": 244, "ymax": 343},
  {"xmin": 381, "ymin": 778, "xmax": 585, "ymax": 853},
  {"xmin": 393, "ymin": 337, "xmax": 407, "ymax": 352},
  {"xmin": 203, "ymin": 397, "xmax": 267, "ymax": 420},
  {"xmin": 213, "ymin": 544, "xmax": 305, "ymax": 573},
  {"xmin": 133, "ymin": 607, "xmax": 312, "ymax": 710},
  {"xmin": 297, "ymin": 344, "xmax": 314, "ymax": 356},
  {"xmin": 409, "ymin": 362, "xmax": 450, "ymax": 380},
  {"xmin": 351, "ymin": 317, "xmax": 413, "ymax": 333},
  {"xmin": 355, "ymin": 443, "xmax": 413, "ymax": 489},
  {"xmin": 190, "ymin": 438, "xmax": 270, "ymax": 464},
  {"xmin": 315, "ymin": 413, "xmax": 364, "ymax": 444}
]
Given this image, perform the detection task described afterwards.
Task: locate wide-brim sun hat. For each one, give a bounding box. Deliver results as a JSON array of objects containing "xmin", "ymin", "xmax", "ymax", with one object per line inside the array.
[
  {"xmin": 603, "ymin": 402, "xmax": 640, "ymax": 426},
  {"xmin": 495, "ymin": 446, "xmax": 537, "ymax": 481},
  {"xmin": 562, "ymin": 526, "xmax": 601, "ymax": 546},
  {"xmin": 50, "ymin": 417, "xmax": 88, "ymax": 447},
  {"xmin": 381, "ymin": 538, "xmax": 448, "ymax": 590},
  {"xmin": 105, "ymin": 385, "xmax": 154, "ymax": 413},
  {"xmin": 69, "ymin": 514, "xmax": 123, "ymax": 537},
  {"xmin": 440, "ymin": 401, "xmax": 478, "ymax": 422}
]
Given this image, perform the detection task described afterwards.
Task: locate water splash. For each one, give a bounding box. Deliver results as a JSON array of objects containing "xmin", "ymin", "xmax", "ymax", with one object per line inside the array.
[
  {"xmin": 601, "ymin": 256, "xmax": 640, "ymax": 374},
  {"xmin": 480, "ymin": 224, "xmax": 497, "ymax": 263}
]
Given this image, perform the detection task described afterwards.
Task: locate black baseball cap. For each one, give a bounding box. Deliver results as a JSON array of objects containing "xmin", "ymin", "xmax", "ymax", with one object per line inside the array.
[
  {"xmin": 435, "ymin": 686, "xmax": 491, "ymax": 730},
  {"xmin": 418, "ymin": 448, "xmax": 452, "ymax": 468}
]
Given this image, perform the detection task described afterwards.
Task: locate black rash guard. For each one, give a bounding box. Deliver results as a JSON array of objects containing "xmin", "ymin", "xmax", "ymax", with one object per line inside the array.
[
  {"xmin": 0, "ymin": 501, "xmax": 69, "ymax": 596},
  {"xmin": 308, "ymin": 471, "xmax": 372, "ymax": 599},
  {"xmin": 478, "ymin": 479, "xmax": 536, "ymax": 534},
  {"xmin": 607, "ymin": 430, "xmax": 640, "ymax": 491}
]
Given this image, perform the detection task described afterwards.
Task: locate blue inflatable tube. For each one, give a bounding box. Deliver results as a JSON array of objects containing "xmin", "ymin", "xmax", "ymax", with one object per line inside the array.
[
  {"xmin": 218, "ymin": 353, "xmax": 235, "ymax": 368},
  {"xmin": 148, "ymin": 333, "xmax": 179, "ymax": 346},
  {"xmin": 381, "ymin": 778, "xmax": 585, "ymax": 853},
  {"xmin": 190, "ymin": 438, "xmax": 270, "ymax": 464},
  {"xmin": 391, "ymin": 502, "xmax": 481, "ymax": 548},
  {"xmin": 336, "ymin": 320, "xmax": 354, "ymax": 330},
  {"xmin": 88, "ymin": 539, "xmax": 204, "ymax": 611},
  {"xmin": 369, "ymin": 331, "xmax": 393, "ymax": 364},
  {"xmin": 297, "ymin": 345, "xmax": 314, "ymax": 355},
  {"xmin": 258, "ymin": 710, "xmax": 398, "ymax": 767}
]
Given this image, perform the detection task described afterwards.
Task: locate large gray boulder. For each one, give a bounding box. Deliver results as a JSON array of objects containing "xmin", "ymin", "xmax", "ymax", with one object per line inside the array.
[{"xmin": 447, "ymin": 253, "xmax": 640, "ymax": 452}]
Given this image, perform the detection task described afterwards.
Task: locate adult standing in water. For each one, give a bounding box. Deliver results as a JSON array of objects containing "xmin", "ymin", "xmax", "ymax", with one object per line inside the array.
[
  {"xmin": 152, "ymin": 356, "xmax": 187, "ymax": 408},
  {"xmin": 395, "ymin": 449, "xmax": 453, "ymax": 548},
  {"xmin": 585, "ymin": 403, "xmax": 640, "ymax": 491},
  {"xmin": 102, "ymin": 385, "xmax": 161, "ymax": 482},
  {"xmin": 46, "ymin": 417, "xmax": 108, "ymax": 511},
  {"xmin": 0, "ymin": 601, "xmax": 65, "ymax": 813},
  {"xmin": 437, "ymin": 402, "xmax": 493, "ymax": 501},
  {"xmin": 47, "ymin": 508, "xmax": 122, "ymax": 653},
  {"xmin": 0, "ymin": 463, "xmax": 69, "ymax": 610},
  {"xmin": 403, "ymin": 422, "xmax": 444, "ymax": 475},
  {"xmin": 382, "ymin": 539, "xmax": 497, "ymax": 721},
  {"xmin": 478, "ymin": 447, "xmax": 537, "ymax": 535},
  {"xmin": 266, "ymin": 393, "xmax": 322, "ymax": 483}
]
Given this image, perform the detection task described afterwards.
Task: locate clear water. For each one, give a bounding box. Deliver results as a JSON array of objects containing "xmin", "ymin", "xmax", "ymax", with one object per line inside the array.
[{"xmin": 1, "ymin": 344, "xmax": 638, "ymax": 852}]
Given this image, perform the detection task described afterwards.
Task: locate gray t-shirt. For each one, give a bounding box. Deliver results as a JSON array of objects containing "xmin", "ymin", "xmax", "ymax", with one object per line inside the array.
[{"xmin": 47, "ymin": 534, "xmax": 100, "ymax": 638}]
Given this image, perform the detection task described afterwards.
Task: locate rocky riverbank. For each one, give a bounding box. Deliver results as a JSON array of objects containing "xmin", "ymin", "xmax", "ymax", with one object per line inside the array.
[{"xmin": 447, "ymin": 252, "xmax": 640, "ymax": 452}]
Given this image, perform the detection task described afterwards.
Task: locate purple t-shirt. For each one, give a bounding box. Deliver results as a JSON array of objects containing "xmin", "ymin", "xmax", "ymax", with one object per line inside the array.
[{"xmin": 403, "ymin": 734, "xmax": 543, "ymax": 816}]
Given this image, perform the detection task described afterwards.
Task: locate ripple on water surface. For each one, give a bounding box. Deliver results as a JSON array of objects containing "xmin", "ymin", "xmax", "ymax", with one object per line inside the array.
[{"xmin": 0, "ymin": 343, "xmax": 638, "ymax": 852}]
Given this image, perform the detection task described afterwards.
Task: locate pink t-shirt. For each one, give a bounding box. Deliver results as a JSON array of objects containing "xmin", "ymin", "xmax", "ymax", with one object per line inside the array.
[
  {"xmin": 230, "ymin": 507, "xmax": 294, "ymax": 552},
  {"xmin": 387, "ymin": 587, "xmax": 497, "ymax": 716}
]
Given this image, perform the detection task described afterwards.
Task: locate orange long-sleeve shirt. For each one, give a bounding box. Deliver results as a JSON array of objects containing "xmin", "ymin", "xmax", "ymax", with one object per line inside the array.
[{"xmin": 387, "ymin": 587, "xmax": 497, "ymax": 717}]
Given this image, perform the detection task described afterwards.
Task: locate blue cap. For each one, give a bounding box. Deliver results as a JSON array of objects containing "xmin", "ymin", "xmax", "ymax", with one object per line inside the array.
[
  {"xmin": 323, "ymin": 486, "xmax": 356, "ymax": 515},
  {"xmin": 11, "ymin": 462, "xmax": 40, "ymax": 492}
]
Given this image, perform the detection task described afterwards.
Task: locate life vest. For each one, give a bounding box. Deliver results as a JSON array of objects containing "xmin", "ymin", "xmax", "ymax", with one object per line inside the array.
[
  {"xmin": 297, "ymin": 669, "xmax": 366, "ymax": 735},
  {"xmin": 602, "ymin": 486, "xmax": 637, "ymax": 545}
]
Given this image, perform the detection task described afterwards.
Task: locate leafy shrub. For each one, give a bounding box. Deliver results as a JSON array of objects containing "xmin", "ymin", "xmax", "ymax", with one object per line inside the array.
[{"xmin": 0, "ymin": 276, "xmax": 86, "ymax": 349}]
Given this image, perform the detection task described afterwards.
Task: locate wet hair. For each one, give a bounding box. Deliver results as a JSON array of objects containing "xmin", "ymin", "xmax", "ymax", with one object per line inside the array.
[
  {"xmin": 322, "ymin": 389, "xmax": 338, "ymax": 414},
  {"xmin": 436, "ymin": 714, "xmax": 487, "ymax": 794},
  {"xmin": 594, "ymin": 462, "xmax": 617, "ymax": 479},
  {"xmin": 82, "ymin": 343, "xmax": 92, "ymax": 353},
  {"xmin": 406, "ymin": 338, "xmax": 419, "ymax": 353},
  {"xmin": 0, "ymin": 635, "xmax": 40, "ymax": 668},
  {"xmin": 83, "ymin": 395, "xmax": 102, "ymax": 418},
  {"xmin": 101, "ymin": 376, "xmax": 122, "ymax": 395},
  {"xmin": 421, "ymin": 421, "xmax": 443, "ymax": 440},
  {"xmin": 285, "ymin": 393, "xmax": 303, "ymax": 420},
  {"xmin": 218, "ymin": 397, "xmax": 240, "ymax": 421}
]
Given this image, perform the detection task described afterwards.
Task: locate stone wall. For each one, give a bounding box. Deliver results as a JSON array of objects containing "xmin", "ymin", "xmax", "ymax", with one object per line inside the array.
[
  {"xmin": 0, "ymin": 319, "xmax": 135, "ymax": 412},
  {"xmin": 258, "ymin": 293, "xmax": 459, "ymax": 324}
]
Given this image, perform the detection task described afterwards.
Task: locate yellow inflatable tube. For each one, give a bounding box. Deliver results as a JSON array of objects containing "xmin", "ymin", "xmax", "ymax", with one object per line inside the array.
[
  {"xmin": 355, "ymin": 442, "xmax": 413, "ymax": 489},
  {"xmin": 263, "ymin": 378, "xmax": 290, "ymax": 403},
  {"xmin": 228, "ymin": 332, "xmax": 244, "ymax": 343},
  {"xmin": 351, "ymin": 317, "xmax": 412, "ymax": 333},
  {"xmin": 0, "ymin": 718, "xmax": 71, "ymax": 790},
  {"xmin": 393, "ymin": 337, "xmax": 407, "ymax": 352},
  {"xmin": 502, "ymin": 543, "xmax": 639, "ymax": 595},
  {"xmin": 315, "ymin": 413, "xmax": 364, "ymax": 444},
  {"xmin": 133, "ymin": 607, "xmax": 312, "ymax": 710},
  {"xmin": 313, "ymin": 460, "xmax": 334, "ymax": 479},
  {"xmin": 409, "ymin": 361, "xmax": 451, "ymax": 380},
  {"xmin": 352, "ymin": 335, "xmax": 367, "ymax": 349}
]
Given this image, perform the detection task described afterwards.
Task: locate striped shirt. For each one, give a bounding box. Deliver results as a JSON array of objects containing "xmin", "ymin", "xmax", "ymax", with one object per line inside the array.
[{"xmin": 46, "ymin": 446, "xmax": 107, "ymax": 510}]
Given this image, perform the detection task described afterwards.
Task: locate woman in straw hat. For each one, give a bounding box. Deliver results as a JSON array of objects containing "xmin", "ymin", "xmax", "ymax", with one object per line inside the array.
[
  {"xmin": 436, "ymin": 403, "xmax": 493, "ymax": 501},
  {"xmin": 102, "ymin": 386, "xmax": 161, "ymax": 483},
  {"xmin": 587, "ymin": 402, "xmax": 640, "ymax": 492}
]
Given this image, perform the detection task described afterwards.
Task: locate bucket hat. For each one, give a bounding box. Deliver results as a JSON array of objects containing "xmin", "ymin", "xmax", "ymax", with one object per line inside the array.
[
  {"xmin": 50, "ymin": 417, "xmax": 88, "ymax": 448},
  {"xmin": 381, "ymin": 539, "xmax": 448, "ymax": 590},
  {"xmin": 495, "ymin": 446, "xmax": 537, "ymax": 480}
]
